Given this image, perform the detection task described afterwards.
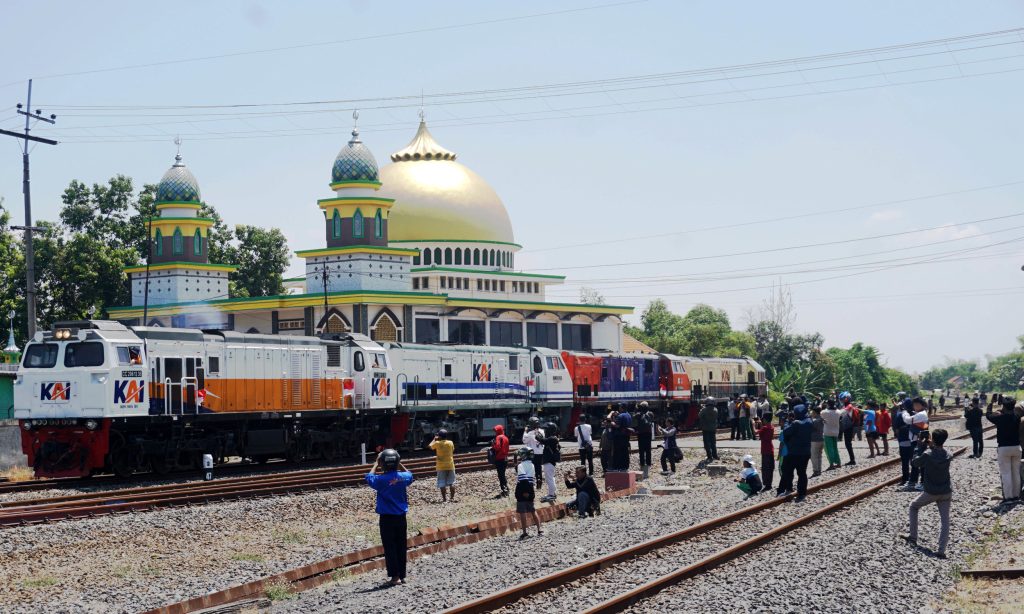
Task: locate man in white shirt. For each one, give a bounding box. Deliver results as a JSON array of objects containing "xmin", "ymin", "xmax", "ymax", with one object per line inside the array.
[
  {"xmin": 755, "ymin": 395, "xmax": 771, "ymax": 421},
  {"xmin": 728, "ymin": 396, "xmax": 739, "ymax": 440},
  {"xmin": 575, "ymin": 419, "xmax": 594, "ymax": 475},
  {"xmin": 523, "ymin": 417, "xmax": 545, "ymax": 487}
]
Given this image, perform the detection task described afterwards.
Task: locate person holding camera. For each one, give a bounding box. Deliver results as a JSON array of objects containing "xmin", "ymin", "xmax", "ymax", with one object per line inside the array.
[
  {"xmin": 575, "ymin": 418, "xmax": 594, "ymax": 475},
  {"xmin": 563, "ymin": 466, "xmax": 601, "ymax": 518},
  {"xmin": 698, "ymin": 397, "xmax": 719, "ymax": 462},
  {"xmin": 429, "ymin": 429, "xmax": 457, "ymax": 503},
  {"xmin": 902, "ymin": 428, "xmax": 953, "ymax": 558},
  {"xmin": 489, "ymin": 424, "xmax": 510, "ymax": 497},
  {"xmin": 540, "ymin": 423, "xmax": 561, "ymax": 502},
  {"xmin": 987, "ymin": 397, "xmax": 1022, "ymax": 501},
  {"xmin": 523, "ymin": 417, "xmax": 545, "ymax": 488},
  {"xmin": 365, "ymin": 449, "xmax": 414, "ymax": 586}
]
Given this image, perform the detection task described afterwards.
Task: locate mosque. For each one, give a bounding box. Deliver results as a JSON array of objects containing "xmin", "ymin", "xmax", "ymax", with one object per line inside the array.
[{"xmin": 108, "ymin": 117, "xmax": 632, "ymax": 352}]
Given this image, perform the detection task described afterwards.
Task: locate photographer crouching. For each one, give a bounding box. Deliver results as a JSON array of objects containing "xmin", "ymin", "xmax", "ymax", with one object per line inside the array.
[{"xmin": 564, "ymin": 466, "xmax": 601, "ymax": 519}]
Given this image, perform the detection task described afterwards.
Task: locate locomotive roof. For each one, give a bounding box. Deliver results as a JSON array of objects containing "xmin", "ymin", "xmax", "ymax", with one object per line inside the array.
[{"xmin": 384, "ymin": 342, "xmax": 530, "ymax": 354}]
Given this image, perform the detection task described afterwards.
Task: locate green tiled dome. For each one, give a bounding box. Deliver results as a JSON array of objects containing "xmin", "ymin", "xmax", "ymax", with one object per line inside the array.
[
  {"xmin": 332, "ymin": 129, "xmax": 379, "ymax": 183},
  {"xmin": 156, "ymin": 154, "xmax": 201, "ymax": 203}
]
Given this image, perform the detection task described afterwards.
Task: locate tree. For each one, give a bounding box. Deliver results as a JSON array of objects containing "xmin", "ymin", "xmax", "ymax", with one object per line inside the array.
[
  {"xmin": 679, "ymin": 304, "xmax": 732, "ymax": 355},
  {"xmin": 230, "ymin": 225, "xmax": 289, "ymax": 297},
  {"xmin": 578, "ymin": 286, "xmax": 605, "ymax": 305},
  {"xmin": 0, "ymin": 199, "xmax": 26, "ymax": 344}
]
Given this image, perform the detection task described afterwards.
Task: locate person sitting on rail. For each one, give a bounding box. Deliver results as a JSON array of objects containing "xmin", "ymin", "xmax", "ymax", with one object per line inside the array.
[
  {"xmin": 564, "ymin": 466, "xmax": 601, "ymax": 518},
  {"xmin": 429, "ymin": 429, "xmax": 457, "ymax": 503},
  {"xmin": 514, "ymin": 448, "xmax": 542, "ymax": 538},
  {"xmin": 902, "ymin": 428, "xmax": 953, "ymax": 558},
  {"xmin": 365, "ymin": 449, "xmax": 414, "ymax": 586},
  {"xmin": 736, "ymin": 455, "xmax": 763, "ymax": 499}
]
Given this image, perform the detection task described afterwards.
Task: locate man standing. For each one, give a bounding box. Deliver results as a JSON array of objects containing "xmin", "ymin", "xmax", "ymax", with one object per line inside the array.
[
  {"xmin": 964, "ymin": 398, "xmax": 984, "ymax": 459},
  {"xmin": 754, "ymin": 416, "xmax": 775, "ymax": 492},
  {"xmin": 738, "ymin": 395, "xmax": 754, "ymax": 441},
  {"xmin": 728, "ymin": 394, "xmax": 739, "ymax": 440},
  {"xmin": 755, "ymin": 394, "xmax": 771, "ymax": 423},
  {"xmin": 575, "ymin": 418, "xmax": 594, "ymax": 475},
  {"xmin": 895, "ymin": 399, "xmax": 915, "ymax": 488},
  {"xmin": 777, "ymin": 404, "xmax": 812, "ymax": 502},
  {"xmin": 698, "ymin": 397, "xmax": 719, "ymax": 462},
  {"xmin": 839, "ymin": 392, "xmax": 858, "ymax": 466},
  {"xmin": 903, "ymin": 429, "xmax": 953, "ymax": 558},
  {"xmin": 636, "ymin": 403, "xmax": 654, "ymax": 474},
  {"xmin": 365, "ymin": 449, "xmax": 414, "ymax": 586},
  {"xmin": 523, "ymin": 417, "xmax": 545, "ymax": 488},
  {"xmin": 877, "ymin": 402, "xmax": 892, "ymax": 456},
  {"xmin": 809, "ymin": 407, "xmax": 825, "ymax": 477},
  {"xmin": 429, "ymin": 429, "xmax": 457, "ymax": 503},
  {"xmin": 986, "ymin": 398, "xmax": 1022, "ymax": 501},
  {"xmin": 540, "ymin": 422, "xmax": 561, "ymax": 503},
  {"xmin": 490, "ymin": 425, "xmax": 510, "ymax": 497}
]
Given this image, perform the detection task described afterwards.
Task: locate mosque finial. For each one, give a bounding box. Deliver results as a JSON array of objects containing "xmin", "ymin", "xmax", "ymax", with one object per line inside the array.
[
  {"xmin": 348, "ymin": 109, "xmax": 362, "ymax": 143},
  {"xmin": 173, "ymin": 135, "xmax": 183, "ymax": 165},
  {"xmin": 419, "ymin": 89, "xmax": 425, "ymax": 122}
]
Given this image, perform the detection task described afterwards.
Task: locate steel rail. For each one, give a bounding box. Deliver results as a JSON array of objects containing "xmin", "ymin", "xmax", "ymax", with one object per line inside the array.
[
  {"xmin": 960, "ymin": 567, "xmax": 1024, "ymax": 579},
  {"xmin": 443, "ymin": 428, "xmax": 987, "ymax": 614},
  {"xmin": 584, "ymin": 446, "xmax": 970, "ymax": 614}
]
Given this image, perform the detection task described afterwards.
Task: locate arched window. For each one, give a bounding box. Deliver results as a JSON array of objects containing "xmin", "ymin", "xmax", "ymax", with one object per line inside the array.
[
  {"xmin": 374, "ymin": 209, "xmax": 383, "ymax": 239},
  {"xmin": 423, "ymin": 248, "xmax": 432, "ymax": 265},
  {"xmin": 463, "ymin": 248, "xmax": 471, "ymax": 264},
  {"xmin": 332, "ymin": 209, "xmax": 342, "ymax": 238},
  {"xmin": 352, "ymin": 209, "xmax": 364, "ymax": 239},
  {"xmin": 489, "ymin": 249, "xmax": 496, "ymax": 266},
  {"xmin": 434, "ymin": 247, "xmax": 442, "ymax": 264},
  {"xmin": 172, "ymin": 227, "xmax": 183, "ymax": 255},
  {"xmin": 504, "ymin": 251, "xmax": 509, "ymax": 267},
  {"xmin": 193, "ymin": 229, "xmax": 202, "ymax": 256},
  {"xmin": 454, "ymin": 248, "xmax": 462, "ymax": 265},
  {"xmin": 473, "ymin": 248, "xmax": 480, "ymax": 265},
  {"xmin": 444, "ymin": 247, "xmax": 452, "ymax": 264},
  {"xmin": 154, "ymin": 229, "xmax": 163, "ymax": 257}
]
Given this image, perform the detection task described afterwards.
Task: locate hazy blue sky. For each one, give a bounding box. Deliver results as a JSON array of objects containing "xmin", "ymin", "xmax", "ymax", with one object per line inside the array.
[{"xmin": 2, "ymin": 1, "xmax": 1022, "ymax": 372}]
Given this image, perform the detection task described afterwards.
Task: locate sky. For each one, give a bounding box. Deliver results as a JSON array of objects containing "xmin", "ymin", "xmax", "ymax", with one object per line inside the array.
[{"xmin": 1, "ymin": 0, "xmax": 1022, "ymax": 373}]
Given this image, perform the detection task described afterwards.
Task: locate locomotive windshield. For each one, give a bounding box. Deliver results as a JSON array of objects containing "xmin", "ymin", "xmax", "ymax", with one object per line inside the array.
[
  {"xmin": 22, "ymin": 343, "xmax": 59, "ymax": 368},
  {"xmin": 64, "ymin": 342, "xmax": 105, "ymax": 367}
]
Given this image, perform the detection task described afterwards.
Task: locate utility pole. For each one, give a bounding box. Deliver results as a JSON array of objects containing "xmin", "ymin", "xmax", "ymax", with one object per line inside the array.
[
  {"xmin": 320, "ymin": 264, "xmax": 330, "ymax": 322},
  {"xmin": 2, "ymin": 80, "xmax": 58, "ymax": 339}
]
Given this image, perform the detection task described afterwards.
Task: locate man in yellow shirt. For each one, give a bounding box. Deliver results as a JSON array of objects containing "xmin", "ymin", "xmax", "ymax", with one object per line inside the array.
[{"xmin": 429, "ymin": 429, "xmax": 457, "ymax": 503}]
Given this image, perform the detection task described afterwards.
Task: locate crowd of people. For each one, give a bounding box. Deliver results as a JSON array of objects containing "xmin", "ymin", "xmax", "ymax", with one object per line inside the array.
[{"xmin": 362, "ymin": 388, "xmax": 1024, "ymax": 585}]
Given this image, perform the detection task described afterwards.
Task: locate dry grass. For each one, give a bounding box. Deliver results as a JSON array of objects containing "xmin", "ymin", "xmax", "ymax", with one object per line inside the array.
[
  {"xmin": 939, "ymin": 514, "xmax": 1024, "ymax": 613},
  {"xmin": 1, "ymin": 466, "xmax": 35, "ymax": 482}
]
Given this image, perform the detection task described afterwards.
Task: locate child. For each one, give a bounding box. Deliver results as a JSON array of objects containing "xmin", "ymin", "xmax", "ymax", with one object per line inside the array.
[
  {"xmin": 863, "ymin": 401, "xmax": 880, "ymax": 458},
  {"xmin": 754, "ymin": 417, "xmax": 775, "ymax": 492},
  {"xmin": 737, "ymin": 455, "xmax": 763, "ymax": 498},
  {"xmin": 514, "ymin": 448, "xmax": 542, "ymax": 538},
  {"xmin": 902, "ymin": 430, "xmax": 931, "ymax": 492}
]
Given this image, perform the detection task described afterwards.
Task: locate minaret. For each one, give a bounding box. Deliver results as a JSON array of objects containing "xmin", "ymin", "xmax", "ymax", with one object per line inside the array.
[
  {"xmin": 125, "ymin": 141, "xmax": 237, "ymax": 310},
  {"xmin": 296, "ymin": 111, "xmax": 417, "ymax": 294}
]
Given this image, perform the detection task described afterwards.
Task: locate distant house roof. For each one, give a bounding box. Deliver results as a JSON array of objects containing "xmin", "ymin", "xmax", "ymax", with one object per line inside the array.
[
  {"xmin": 622, "ymin": 332, "xmax": 658, "ymax": 354},
  {"xmin": 946, "ymin": 375, "xmax": 966, "ymax": 385}
]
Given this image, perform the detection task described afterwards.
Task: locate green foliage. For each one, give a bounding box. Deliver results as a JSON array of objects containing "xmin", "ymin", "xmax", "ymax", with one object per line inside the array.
[
  {"xmin": 629, "ymin": 300, "xmax": 753, "ymax": 357},
  {"xmin": 229, "ymin": 225, "xmax": 289, "ymax": 298},
  {"xmin": 920, "ymin": 343, "xmax": 1024, "ymax": 394},
  {"xmin": 0, "ymin": 200, "xmax": 25, "ymax": 340},
  {"xmin": 823, "ymin": 343, "xmax": 917, "ymax": 402}
]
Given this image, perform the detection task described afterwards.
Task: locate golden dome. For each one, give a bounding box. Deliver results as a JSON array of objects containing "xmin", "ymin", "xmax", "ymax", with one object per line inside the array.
[{"xmin": 378, "ymin": 121, "xmax": 516, "ymax": 244}]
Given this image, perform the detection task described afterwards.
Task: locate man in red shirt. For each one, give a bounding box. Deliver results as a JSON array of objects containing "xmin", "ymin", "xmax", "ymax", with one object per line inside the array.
[
  {"xmin": 754, "ymin": 417, "xmax": 775, "ymax": 493},
  {"xmin": 491, "ymin": 425, "xmax": 511, "ymax": 497},
  {"xmin": 876, "ymin": 403, "xmax": 892, "ymax": 455}
]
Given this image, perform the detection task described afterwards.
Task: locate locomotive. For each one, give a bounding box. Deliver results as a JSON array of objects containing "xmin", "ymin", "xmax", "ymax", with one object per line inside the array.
[{"xmin": 14, "ymin": 320, "xmax": 764, "ymax": 479}]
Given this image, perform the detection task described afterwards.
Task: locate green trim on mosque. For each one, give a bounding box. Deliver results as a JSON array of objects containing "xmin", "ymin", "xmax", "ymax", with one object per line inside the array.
[
  {"xmin": 412, "ymin": 266, "xmax": 565, "ymax": 280},
  {"xmin": 317, "ymin": 196, "xmax": 395, "ymax": 205},
  {"xmin": 123, "ymin": 261, "xmax": 238, "ymax": 274},
  {"xmin": 155, "ymin": 202, "xmax": 203, "ymax": 209},
  {"xmin": 389, "ymin": 239, "xmax": 523, "ymax": 248},
  {"xmin": 146, "ymin": 216, "xmax": 216, "ymax": 223},
  {"xmin": 329, "ymin": 180, "xmax": 382, "ymax": 190},
  {"xmin": 294, "ymin": 245, "xmax": 420, "ymax": 258}
]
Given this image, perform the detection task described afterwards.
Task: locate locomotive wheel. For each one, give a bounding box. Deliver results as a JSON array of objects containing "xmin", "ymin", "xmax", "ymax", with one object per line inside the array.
[
  {"xmin": 110, "ymin": 446, "xmax": 136, "ymax": 479},
  {"xmin": 319, "ymin": 441, "xmax": 339, "ymax": 462},
  {"xmin": 150, "ymin": 455, "xmax": 171, "ymax": 476}
]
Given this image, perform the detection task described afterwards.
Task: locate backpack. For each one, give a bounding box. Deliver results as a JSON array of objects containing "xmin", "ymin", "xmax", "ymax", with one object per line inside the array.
[
  {"xmin": 487, "ymin": 439, "xmax": 497, "ymax": 464},
  {"xmin": 839, "ymin": 412, "xmax": 854, "ymax": 431}
]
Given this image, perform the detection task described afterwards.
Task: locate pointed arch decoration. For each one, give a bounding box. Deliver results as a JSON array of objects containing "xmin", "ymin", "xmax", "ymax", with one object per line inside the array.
[
  {"xmin": 332, "ymin": 209, "xmax": 342, "ymax": 238},
  {"xmin": 352, "ymin": 209, "xmax": 364, "ymax": 238},
  {"xmin": 154, "ymin": 229, "xmax": 163, "ymax": 256},
  {"xmin": 172, "ymin": 227, "xmax": 183, "ymax": 255},
  {"xmin": 315, "ymin": 308, "xmax": 352, "ymax": 333},
  {"xmin": 374, "ymin": 208, "xmax": 383, "ymax": 239},
  {"xmin": 193, "ymin": 228, "xmax": 203, "ymax": 256},
  {"xmin": 370, "ymin": 307, "xmax": 403, "ymax": 342}
]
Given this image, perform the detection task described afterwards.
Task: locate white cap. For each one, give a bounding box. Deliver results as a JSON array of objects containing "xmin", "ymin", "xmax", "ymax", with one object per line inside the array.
[{"xmin": 742, "ymin": 454, "xmax": 754, "ymax": 465}]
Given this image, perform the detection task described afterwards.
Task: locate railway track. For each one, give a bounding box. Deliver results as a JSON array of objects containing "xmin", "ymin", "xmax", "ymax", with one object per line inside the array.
[
  {"xmin": 0, "ymin": 449, "xmax": 524, "ymax": 527},
  {"xmin": 443, "ymin": 427, "xmax": 991, "ymax": 614}
]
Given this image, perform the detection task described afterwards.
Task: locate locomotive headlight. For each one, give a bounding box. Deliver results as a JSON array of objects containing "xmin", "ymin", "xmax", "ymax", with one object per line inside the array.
[
  {"xmin": 21, "ymin": 421, "xmax": 32, "ymax": 431},
  {"xmin": 55, "ymin": 328, "xmax": 71, "ymax": 340},
  {"xmin": 84, "ymin": 420, "xmax": 99, "ymax": 431}
]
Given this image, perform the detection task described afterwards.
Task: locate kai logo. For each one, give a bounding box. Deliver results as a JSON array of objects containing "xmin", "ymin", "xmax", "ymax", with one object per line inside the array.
[
  {"xmin": 372, "ymin": 377, "xmax": 391, "ymax": 397},
  {"xmin": 620, "ymin": 366, "xmax": 635, "ymax": 382},
  {"xmin": 473, "ymin": 363, "xmax": 491, "ymax": 382},
  {"xmin": 114, "ymin": 379, "xmax": 145, "ymax": 404},
  {"xmin": 40, "ymin": 382, "xmax": 71, "ymax": 402}
]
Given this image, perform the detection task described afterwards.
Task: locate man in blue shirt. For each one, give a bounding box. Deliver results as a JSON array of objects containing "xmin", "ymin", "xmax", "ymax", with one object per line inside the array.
[{"xmin": 365, "ymin": 449, "xmax": 414, "ymax": 586}]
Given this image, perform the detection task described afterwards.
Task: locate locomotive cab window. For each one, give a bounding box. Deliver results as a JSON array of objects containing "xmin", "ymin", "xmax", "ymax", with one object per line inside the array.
[
  {"xmin": 371, "ymin": 352, "xmax": 388, "ymax": 369},
  {"xmin": 443, "ymin": 362, "xmax": 453, "ymax": 378},
  {"xmin": 116, "ymin": 346, "xmax": 144, "ymax": 366},
  {"xmin": 546, "ymin": 356, "xmax": 564, "ymax": 370},
  {"xmin": 23, "ymin": 343, "xmax": 59, "ymax": 368},
  {"xmin": 508, "ymin": 355, "xmax": 519, "ymax": 371},
  {"xmin": 208, "ymin": 356, "xmax": 220, "ymax": 374},
  {"xmin": 353, "ymin": 351, "xmax": 365, "ymax": 372},
  {"xmin": 64, "ymin": 342, "xmax": 105, "ymax": 368}
]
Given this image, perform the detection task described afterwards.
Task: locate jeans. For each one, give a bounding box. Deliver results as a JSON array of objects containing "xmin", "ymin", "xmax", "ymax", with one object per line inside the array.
[
  {"xmin": 996, "ymin": 446, "xmax": 1022, "ymax": 500},
  {"xmin": 575, "ymin": 490, "xmax": 592, "ymax": 518},
  {"xmin": 702, "ymin": 430, "xmax": 718, "ymax": 460},
  {"xmin": 781, "ymin": 454, "xmax": 810, "ymax": 497},
  {"xmin": 823, "ymin": 436, "xmax": 841, "ymax": 466},
  {"xmin": 908, "ymin": 491, "xmax": 952, "ymax": 555},
  {"xmin": 579, "ymin": 445, "xmax": 594, "ymax": 475},
  {"xmin": 660, "ymin": 447, "xmax": 677, "ymax": 472},
  {"xmin": 495, "ymin": 459, "xmax": 508, "ymax": 493},
  {"xmin": 379, "ymin": 513, "xmax": 408, "ymax": 580},
  {"xmin": 842, "ymin": 429, "xmax": 856, "ymax": 463},
  {"xmin": 638, "ymin": 435, "xmax": 652, "ymax": 467},
  {"xmin": 899, "ymin": 444, "xmax": 913, "ymax": 483},
  {"xmin": 810, "ymin": 441, "xmax": 824, "ymax": 474},
  {"xmin": 761, "ymin": 452, "xmax": 774, "ymax": 490},
  {"xmin": 968, "ymin": 427, "xmax": 984, "ymax": 457}
]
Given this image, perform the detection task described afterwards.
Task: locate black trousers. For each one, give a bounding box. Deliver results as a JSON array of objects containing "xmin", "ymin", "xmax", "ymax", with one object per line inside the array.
[
  {"xmin": 899, "ymin": 445, "xmax": 913, "ymax": 482},
  {"xmin": 379, "ymin": 513, "xmax": 407, "ymax": 580},
  {"xmin": 533, "ymin": 456, "xmax": 543, "ymax": 487},
  {"xmin": 579, "ymin": 445, "xmax": 594, "ymax": 474},
  {"xmin": 779, "ymin": 454, "xmax": 810, "ymax": 497},
  {"xmin": 842, "ymin": 429, "xmax": 856, "ymax": 463},
  {"xmin": 969, "ymin": 427, "xmax": 984, "ymax": 457},
  {"xmin": 600, "ymin": 447, "xmax": 610, "ymax": 474},
  {"xmin": 702, "ymin": 430, "xmax": 718, "ymax": 460},
  {"xmin": 730, "ymin": 417, "xmax": 739, "ymax": 439},
  {"xmin": 495, "ymin": 459, "xmax": 508, "ymax": 493},
  {"xmin": 761, "ymin": 452, "xmax": 774, "ymax": 490},
  {"xmin": 638, "ymin": 435, "xmax": 652, "ymax": 467},
  {"xmin": 660, "ymin": 447, "xmax": 677, "ymax": 472}
]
